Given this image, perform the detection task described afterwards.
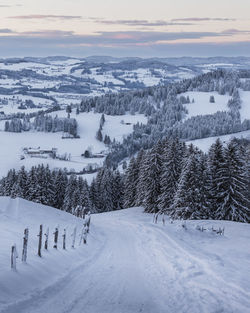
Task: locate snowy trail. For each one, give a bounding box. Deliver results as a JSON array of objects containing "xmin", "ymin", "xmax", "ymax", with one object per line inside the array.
[{"xmin": 1, "ymin": 207, "xmax": 250, "ymax": 313}]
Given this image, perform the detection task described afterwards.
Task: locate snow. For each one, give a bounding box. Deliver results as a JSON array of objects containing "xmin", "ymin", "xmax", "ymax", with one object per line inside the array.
[
  {"xmin": 0, "ymin": 198, "xmax": 250, "ymax": 313},
  {"xmin": 0, "ymin": 111, "xmax": 147, "ymax": 177},
  {"xmin": 103, "ymin": 114, "xmax": 147, "ymax": 142},
  {"xmin": 187, "ymin": 130, "xmax": 250, "ymax": 152},
  {"xmin": 0, "ymin": 94, "xmax": 53, "ymax": 115},
  {"xmin": 239, "ymin": 90, "xmax": 250, "ymax": 122},
  {"xmin": 180, "ymin": 91, "xmax": 230, "ymax": 119}
]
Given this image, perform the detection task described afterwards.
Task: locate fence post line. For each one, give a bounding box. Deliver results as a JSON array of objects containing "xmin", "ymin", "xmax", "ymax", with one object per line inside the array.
[
  {"xmin": 22, "ymin": 228, "xmax": 29, "ymax": 262},
  {"xmin": 37, "ymin": 224, "xmax": 43, "ymax": 257},
  {"xmin": 44, "ymin": 227, "xmax": 49, "ymax": 250}
]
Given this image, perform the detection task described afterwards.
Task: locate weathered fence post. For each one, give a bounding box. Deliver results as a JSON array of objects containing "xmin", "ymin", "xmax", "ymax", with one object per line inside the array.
[
  {"xmin": 162, "ymin": 214, "xmax": 165, "ymax": 226},
  {"xmin": 71, "ymin": 227, "xmax": 76, "ymax": 249},
  {"xmin": 82, "ymin": 206, "xmax": 86, "ymax": 220},
  {"xmin": 22, "ymin": 228, "xmax": 29, "ymax": 262},
  {"xmin": 37, "ymin": 224, "xmax": 43, "ymax": 257},
  {"xmin": 11, "ymin": 244, "xmax": 18, "ymax": 270},
  {"xmin": 83, "ymin": 225, "xmax": 88, "ymax": 244},
  {"xmin": 86, "ymin": 211, "xmax": 91, "ymax": 233},
  {"xmin": 62, "ymin": 229, "xmax": 66, "ymax": 250},
  {"xmin": 53, "ymin": 227, "xmax": 59, "ymax": 249},
  {"xmin": 79, "ymin": 228, "xmax": 84, "ymax": 246},
  {"xmin": 44, "ymin": 227, "xmax": 49, "ymax": 250}
]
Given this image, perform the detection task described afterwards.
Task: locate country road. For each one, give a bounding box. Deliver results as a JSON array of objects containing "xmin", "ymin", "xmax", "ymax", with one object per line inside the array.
[{"xmin": 1, "ymin": 207, "xmax": 250, "ymax": 313}]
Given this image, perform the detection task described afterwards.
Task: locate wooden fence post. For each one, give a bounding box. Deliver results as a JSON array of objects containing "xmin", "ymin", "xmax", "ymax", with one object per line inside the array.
[
  {"xmin": 44, "ymin": 227, "xmax": 49, "ymax": 250},
  {"xmin": 83, "ymin": 225, "xmax": 88, "ymax": 244},
  {"xmin": 86, "ymin": 212, "xmax": 91, "ymax": 233},
  {"xmin": 53, "ymin": 227, "xmax": 59, "ymax": 249},
  {"xmin": 11, "ymin": 244, "xmax": 18, "ymax": 270},
  {"xmin": 22, "ymin": 228, "xmax": 29, "ymax": 262},
  {"xmin": 71, "ymin": 227, "xmax": 76, "ymax": 249},
  {"xmin": 37, "ymin": 224, "xmax": 43, "ymax": 257},
  {"xmin": 62, "ymin": 229, "xmax": 66, "ymax": 250},
  {"xmin": 79, "ymin": 228, "xmax": 84, "ymax": 246}
]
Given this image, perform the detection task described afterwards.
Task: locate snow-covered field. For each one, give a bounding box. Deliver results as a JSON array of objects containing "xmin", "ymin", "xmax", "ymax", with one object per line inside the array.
[
  {"xmin": 0, "ymin": 111, "xmax": 147, "ymax": 177},
  {"xmin": 0, "ymin": 95, "xmax": 53, "ymax": 115},
  {"xmin": 0, "ymin": 197, "xmax": 250, "ymax": 313},
  {"xmin": 179, "ymin": 91, "xmax": 230, "ymax": 119},
  {"xmin": 239, "ymin": 90, "xmax": 250, "ymax": 122},
  {"xmin": 188, "ymin": 130, "xmax": 250, "ymax": 152}
]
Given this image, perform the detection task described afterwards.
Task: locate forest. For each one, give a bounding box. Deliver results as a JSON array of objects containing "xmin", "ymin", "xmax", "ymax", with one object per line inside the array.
[{"xmin": 1, "ymin": 137, "xmax": 249, "ymax": 222}]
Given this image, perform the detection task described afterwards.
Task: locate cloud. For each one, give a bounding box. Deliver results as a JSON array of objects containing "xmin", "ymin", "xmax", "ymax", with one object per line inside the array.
[
  {"xmin": 0, "ymin": 29, "xmax": 247, "ymax": 49},
  {"xmin": 95, "ymin": 19, "xmax": 193, "ymax": 27},
  {"xmin": 221, "ymin": 29, "xmax": 250, "ymax": 34},
  {"xmin": 21, "ymin": 30, "xmax": 75, "ymax": 37},
  {"xmin": 0, "ymin": 37, "xmax": 250, "ymax": 58},
  {"xmin": 9, "ymin": 14, "xmax": 82, "ymax": 20},
  {"xmin": 0, "ymin": 27, "xmax": 250, "ymax": 57},
  {"xmin": 0, "ymin": 4, "xmax": 22, "ymax": 7},
  {"xmin": 172, "ymin": 17, "xmax": 236, "ymax": 22},
  {"xmin": 0, "ymin": 28, "xmax": 14, "ymax": 33}
]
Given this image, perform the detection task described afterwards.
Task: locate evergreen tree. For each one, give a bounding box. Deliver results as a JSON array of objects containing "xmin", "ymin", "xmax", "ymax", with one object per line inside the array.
[
  {"xmin": 143, "ymin": 145, "xmax": 162, "ymax": 213},
  {"xmin": 124, "ymin": 157, "xmax": 137, "ymax": 208},
  {"xmin": 63, "ymin": 174, "xmax": 77, "ymax": 212},
  {"xmin": 111, "ymin": 170, "xmax": 124, "ymax": 210},
  {"xmin": 215, "ymin": 141, "xmax": 250, "ymax": 222},
  {"xmin": 171, "ymin": 153, "xmax": 202, "ymax": 220},
  {"xmin": 207, "ymin": 139, "xmax": 226, "ymax": 218},
  {"xmin": 158, "ymin": 139, "xmax": 185, "ymax": 214}
]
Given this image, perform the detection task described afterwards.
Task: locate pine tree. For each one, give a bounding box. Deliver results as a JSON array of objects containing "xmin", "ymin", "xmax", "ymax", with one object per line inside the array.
[
  {"xmin": 53, "ymin": 169, "xmax": 68, "ymax": 209},
  {"xmin": 26, "ymin": 166, "xmax": 38, "ymax": 202},
  {"xmin": 158, "ymin": 139, "xmax": 185, "ymax": 214},
  {"xmin": 111, "ymin": 170, "xmax": 124, "ymax": 210},
  {"xmin": 207, "ymin": 139, "xmax": 226, "ymax": 218},
  {"xmin": 171, "ymin": 153, "xmax": 202, "ymax": 220},
  {"xmin": 96, "ymin": 128, "xmax": 103, "ymax": 142},
  {"xmin": 215, "ymin": 141, "xmax": 250, "ymax": 222},
  {"xmin": 63, "ymin": 174, "xmax": 77, "ymax": 212},
  {"xmin": 15, "ymin": 166, "xmax": 28, "ymax": 198},
  {"xmin": 124, "ymin": 157, "xmax": 137, "ymax": 208},
  {"xmin": 143, "ymin": 144, "xmax": 162, "ymax": 213},
  {"xmin": 134, "ymin": 149, "xmax": 145, "ymax": 206}
]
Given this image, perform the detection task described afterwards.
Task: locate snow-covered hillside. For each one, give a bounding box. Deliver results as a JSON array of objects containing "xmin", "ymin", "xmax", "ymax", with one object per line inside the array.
[
  {"xmin": 188, "ymin": 129, "xmax": 250, "ymax": 152},
  {"xmin": 0, "ymin": 197, "xmax": 250, "ymax": 313},
  {"xmin": 1, "ymin": 56, "xmax": 250, "ymax": 112},
  {"xmin": 239, "ymin": 90, "xmax": 250, "ymax": 121},
  {"xmin": 179, "ymin": 91, "xmax": 230, "ymax": 119},
  {"xmin": 0, "ymin": 110, "xmax": 147, "ymax": 177}
]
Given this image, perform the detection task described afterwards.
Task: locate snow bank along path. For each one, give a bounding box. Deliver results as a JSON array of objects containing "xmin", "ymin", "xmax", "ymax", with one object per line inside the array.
[{"xmin": 0, "ymin": 199, "xmax": 250, "ymax": 313}]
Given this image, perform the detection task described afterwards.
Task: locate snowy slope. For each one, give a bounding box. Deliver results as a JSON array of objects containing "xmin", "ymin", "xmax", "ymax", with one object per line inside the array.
[
  {"xmin": 239, "ymin": 90, "xmax": 250, "ymax": 122},
  {"xmin": 179, "ymin": 91, "xmax": 230, "ymax": 119},
  {"xmin": 188, "ymin": 130, "xmax": 250, "ymax": 152},
  {"xmin": 0, "ymin": 110, "xmax": 147, "ymax": 177},
  {"xmin": 1, "ymin": 198, "xmax": 250, "ymax": 313}
]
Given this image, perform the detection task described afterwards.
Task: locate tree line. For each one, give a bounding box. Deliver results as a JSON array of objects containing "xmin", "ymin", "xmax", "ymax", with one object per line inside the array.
[
  {"xmin": 0, "ymin": 137, "xmax": 249, "ymax": 223},
  {"xmin": 4, "ymin": 114, "xmax": 78, "ymax": 137},
  {"xmin": 0, "ymin": 164, "xmax": 124, "ymax": 215},
  {"xmin": 123, "ymin": 137, "xmax": 250, "ymax": 223}
]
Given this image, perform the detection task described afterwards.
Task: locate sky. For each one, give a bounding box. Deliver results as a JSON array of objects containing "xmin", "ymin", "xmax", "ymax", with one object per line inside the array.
[{"xmin": 0, "ymin": 0, "xmax": 250, "ymax": 58}]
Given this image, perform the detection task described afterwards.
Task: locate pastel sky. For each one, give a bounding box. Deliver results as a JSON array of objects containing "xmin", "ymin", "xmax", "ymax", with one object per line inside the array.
[{"xmin": 0, "ymin": 0, "xmax": 250, "ymax": 57}]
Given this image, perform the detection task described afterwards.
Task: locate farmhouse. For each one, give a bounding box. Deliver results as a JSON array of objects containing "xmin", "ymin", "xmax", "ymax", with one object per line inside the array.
[{"xmin": 23, "ymin": 147, "xmax": 57, "ymax": 158}]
